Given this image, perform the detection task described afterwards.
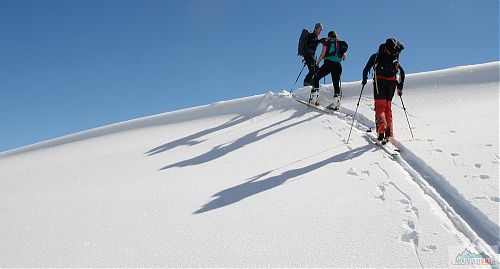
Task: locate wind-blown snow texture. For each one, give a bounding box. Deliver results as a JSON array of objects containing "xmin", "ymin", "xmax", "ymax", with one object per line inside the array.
[{"xmin": 0, "ymin": 62, "xmax": 498, "ymax": 267}]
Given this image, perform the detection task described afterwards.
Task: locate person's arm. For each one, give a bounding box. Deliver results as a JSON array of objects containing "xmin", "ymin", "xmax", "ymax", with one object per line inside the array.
[
  {"xmin": 316, "ymin": 45, "xmax": 327, "ymax": 65},
  {"xmin": 362, "ymin": 53, "xmax": 376, "ymax": 85},
  {"xmin": 398, "ymin": 65, "xmax": 405, "ymax": 84},
  {"xmin": 397, "ymin": 64, "xmax": 405, "ymax": 95}
]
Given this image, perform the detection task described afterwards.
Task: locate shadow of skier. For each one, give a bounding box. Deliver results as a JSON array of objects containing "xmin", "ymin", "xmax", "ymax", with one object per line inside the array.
[
  {"xmin": 145, "ymin": 114, "xmax": 252, "ymax": 156},
  {"xmin": 160, "ymin": 110, "xmax": 315, "ymax": 170},
  {"xmin": 194, "ymin": 142, "xmax": 373, "ymax": 214}
]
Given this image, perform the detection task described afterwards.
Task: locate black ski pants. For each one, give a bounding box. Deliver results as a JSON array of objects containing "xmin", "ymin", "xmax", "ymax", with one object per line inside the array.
[
  {"xmin": 303, "ymin": 53, "xmax": 317, "ymax": 86},
  {"xmin": 374, "ymin": 78, "xmax": 397, "ymax": 101},
  {"xmin": 313, "ymin": 60, "xmax": 342, "ymax": 95}
]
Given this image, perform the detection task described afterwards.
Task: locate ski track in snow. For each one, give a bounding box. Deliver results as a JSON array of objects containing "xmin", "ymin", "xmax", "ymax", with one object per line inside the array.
[
  {"xmin": 307, "ymin": 107, "xmax": 428, "ymax": 267},
  {"xmin": 291, "ymin": 77, "xmax": 499, "ymax": 263}
]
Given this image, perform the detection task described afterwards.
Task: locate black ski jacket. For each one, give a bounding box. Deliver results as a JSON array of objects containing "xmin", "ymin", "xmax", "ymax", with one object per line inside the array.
[{"xmin": 305, "ymin": 33, "xmax": 322, "ymax": 56}]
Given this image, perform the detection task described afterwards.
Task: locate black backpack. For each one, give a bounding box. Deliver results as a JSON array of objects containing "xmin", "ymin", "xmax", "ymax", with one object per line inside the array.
[
  {"xmin": 335, "ymin": 40, "xmax": 348, "ymax": 58},
  {"xmin": 375, "ymin": 39, "xmax": 404, "ymax": 77},
  {"xmin": 297, "ymin": 29, "xmax": 310, "ymax": 56}
]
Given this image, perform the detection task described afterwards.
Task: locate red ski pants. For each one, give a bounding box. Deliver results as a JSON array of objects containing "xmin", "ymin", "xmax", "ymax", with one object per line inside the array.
[{"xmin": 373, "ymin": 79, "xmax": 397, "ymax": 137}]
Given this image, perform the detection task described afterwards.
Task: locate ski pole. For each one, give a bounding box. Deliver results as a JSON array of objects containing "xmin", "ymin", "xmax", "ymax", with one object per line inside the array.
[
  {"xmin": 347, "ymin": 84, "xmax": 365, "ymax": 144},
  {"xmin": 289, "ymin": 63, "xmax": 306, "ymax": 93},
  {"xmin": 399, "ymin": 95, "xmax": 415, "ymax": 139},
  {"xmin": 339, "ymin": 79, "xmax": 343, "ymax": 101},
  {"xmin": 373, "ymin": 53, "xmax": 380, "ymax": 96}
]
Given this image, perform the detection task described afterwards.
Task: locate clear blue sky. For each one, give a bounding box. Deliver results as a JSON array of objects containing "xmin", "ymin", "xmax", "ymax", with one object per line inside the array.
[{"xmin": 1, "ymin": 0, "xmax": 499, "ymax": 152}]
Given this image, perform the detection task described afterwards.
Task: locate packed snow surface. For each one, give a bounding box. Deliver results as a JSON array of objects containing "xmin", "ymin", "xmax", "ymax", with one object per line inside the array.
[{"xmin": 0, "ymin": 62, "xmax": 498, "ymax": 267}]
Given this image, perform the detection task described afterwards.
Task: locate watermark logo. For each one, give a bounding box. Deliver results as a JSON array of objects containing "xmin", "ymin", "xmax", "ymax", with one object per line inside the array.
[{"xmin": 452, "ymin": 248, "xmax": 494, "ymax": 266}]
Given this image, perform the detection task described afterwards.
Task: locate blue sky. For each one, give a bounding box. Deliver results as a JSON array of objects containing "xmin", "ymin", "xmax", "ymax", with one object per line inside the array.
[{"xmin": 0, "ymin": 0, "xmax": 499, "ymax": 152}]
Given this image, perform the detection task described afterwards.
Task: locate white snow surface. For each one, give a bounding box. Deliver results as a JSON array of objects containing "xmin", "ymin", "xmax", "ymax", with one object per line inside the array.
[{"xmin": 0, "ymin": 62, "xmax": 499, "ymax": 267}]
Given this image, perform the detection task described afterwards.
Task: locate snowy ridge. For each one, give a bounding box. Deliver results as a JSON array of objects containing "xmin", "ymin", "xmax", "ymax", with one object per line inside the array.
[
  {"xmin": 403, "ymin": 61, "xmax": 500, "ymax": 86},
  {"xmin": 0, "ymin": 62, "xmax": 498, "ymax": 267},
  {"xmin": 327, "ymin": 61, "xmax": 500, "ymax": 98},
  {"xmin": 3, "ymin": 62, "xmax": 496, "ymax": 158},
  {"xmin": 0, "ymin": 94, "xmax": 284, "ymax": 158}
]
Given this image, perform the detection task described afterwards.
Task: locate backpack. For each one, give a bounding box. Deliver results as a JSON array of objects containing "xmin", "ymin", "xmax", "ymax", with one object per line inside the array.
[
  {"xmin": 375, "ymin": 38, "xmax": 404, "ymax": 77},
  {"xmin": 324, "ymin": 39, "xmax": 348, "ymax": 62},
  {"xmin": 297, "ymin": 29, "xmax": 310, "ymax": 56},
  {"xmin": 336, "ymin": 40, "xmax": 348, "ymax": 57}
]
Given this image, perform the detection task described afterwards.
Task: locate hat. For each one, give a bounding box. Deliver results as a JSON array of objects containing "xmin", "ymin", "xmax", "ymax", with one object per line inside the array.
[{"xmin": 314, "ymin": 23, "xmax": 323, "ymax": 30}]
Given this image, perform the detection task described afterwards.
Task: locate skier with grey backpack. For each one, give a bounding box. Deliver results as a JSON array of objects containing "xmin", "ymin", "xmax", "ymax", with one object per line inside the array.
[{"xmin": 297, "ymin": 23, "xmax": 326, "ymax": 87}]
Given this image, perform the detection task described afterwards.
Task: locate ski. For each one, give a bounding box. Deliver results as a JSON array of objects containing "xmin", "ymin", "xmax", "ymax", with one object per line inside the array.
[
  {"xmin": 292, "ymin": 95, "xmax": 348, "ymax": 117},
  {"xmin": 366, "ymin": 128, "xmax": 400, "ymax": 157}
]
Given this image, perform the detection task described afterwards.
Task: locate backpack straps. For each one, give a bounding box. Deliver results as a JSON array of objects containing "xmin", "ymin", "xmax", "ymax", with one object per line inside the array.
[{"xmin": 324, "ymin": 39, "xmax": 337, "ymax": 58}]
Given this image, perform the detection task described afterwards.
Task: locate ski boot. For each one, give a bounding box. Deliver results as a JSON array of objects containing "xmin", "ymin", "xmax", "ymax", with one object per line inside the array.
[
  {"xmin": 327, "ymin": 94, "xmax": 341, "ymax": 111},
  {"xmin": 309, "ymin": 88, "xmax": 320, "ymax": 106},
  {"xmin": 377, "ymin": 122, "xmax": 387, "ymax": 142},
  {"xmin": 377, "ymin": 132, "xmax": 385, "ymax": 142},
  {"xmin": 385, "ymin": 128, "xmax": 392, "ymax": 139}
]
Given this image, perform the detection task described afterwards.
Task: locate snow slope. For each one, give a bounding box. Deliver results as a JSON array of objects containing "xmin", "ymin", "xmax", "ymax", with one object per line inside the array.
[{"xmin": 0, "ymin": 62, "xmax": 498, "ymax": 267}]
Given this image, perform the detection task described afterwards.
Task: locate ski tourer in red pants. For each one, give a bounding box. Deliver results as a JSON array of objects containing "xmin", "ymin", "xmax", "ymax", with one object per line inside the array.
[{"xmin": 362, "ymin": 38, "xmax": 405, "ymax": 141}]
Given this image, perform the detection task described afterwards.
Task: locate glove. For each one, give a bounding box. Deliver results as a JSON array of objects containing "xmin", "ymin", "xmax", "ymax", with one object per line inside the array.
[
  {"xmin": 319, "ymin": 38, "xmax": 326, "ymax": 43},
  {"xmin": 397, "ymin": 82, "xmax": 404, "ymax": 90},
  {"xmin": 362, "ymin": 78, "xmax": 367, "ymax": 87},
  {"xmin": 397, "ymin": 89, "xmax": 403, "ymax": 96}
]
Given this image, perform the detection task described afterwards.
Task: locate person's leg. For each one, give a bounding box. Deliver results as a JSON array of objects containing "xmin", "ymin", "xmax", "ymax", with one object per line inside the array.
[
  {"xmin": 309, "ymin": 64, "xmax": 329, "ymax": 105},
  {"xmin": 374, "ymin": 79, "xmax": 390, "ymax": 139},
  {"xmin": 375, "ymin": 100, "xmax": 387, "ymax": 139},
  {"xmin": 303, "ymin": 54, "xmax": 316, "ymax": 86},
  {"xmin": 313, "ymin": 63, "xmax": 329, "ymax": 89},
  {"xmin": 331, "ymin": 62, "xmax": 342, "ymax": 96},
  {"xmin": 385, "ymin": 81, "xmax": 397, "ymax": 138}
]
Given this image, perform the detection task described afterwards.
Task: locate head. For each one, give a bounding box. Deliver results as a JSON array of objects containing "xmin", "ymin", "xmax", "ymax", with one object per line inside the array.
[
  {"xmin": 314, "ymin": 23, "xmax": 323, "ymax": 35},
  {"xmin": 328, "ymin": 31, "xmax": 337, "ymax": 39},
  {"xmin": 384, "ymin": 38, "xmax": 404, "ymax": 55}
]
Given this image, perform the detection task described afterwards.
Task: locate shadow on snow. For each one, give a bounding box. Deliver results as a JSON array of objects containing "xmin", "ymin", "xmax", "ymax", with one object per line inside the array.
[
  {"xmin": 145, "ymin": 114, "xmax": 254, "ymax": 156},
  {"xmin": 159, "ymin": 110, "xmax": 315, "ymax": 170},
  {"xmin": 194, "ymin": 140, "xmax": 374, "ymax": 214}
]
